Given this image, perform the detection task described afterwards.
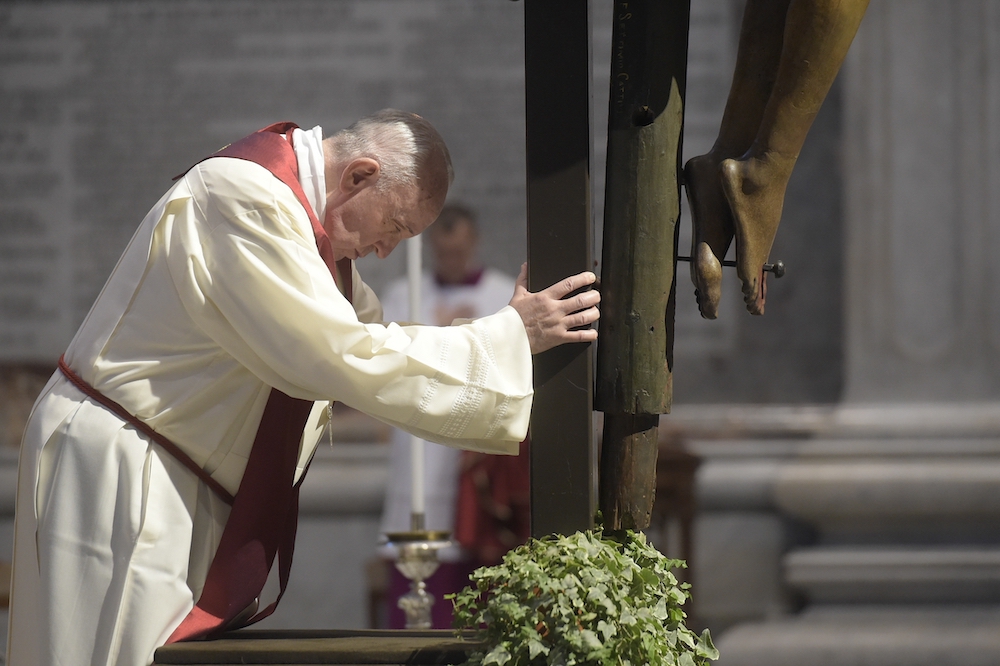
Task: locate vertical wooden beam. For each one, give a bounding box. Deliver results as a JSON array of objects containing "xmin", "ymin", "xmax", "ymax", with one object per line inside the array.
[
  {"xmin": 596, "ymin": 0, "xmax": 690, "ymax": 530},
  {"xmin": 524, "ymin": 0, "xmax": 595, "ymax": 538}
]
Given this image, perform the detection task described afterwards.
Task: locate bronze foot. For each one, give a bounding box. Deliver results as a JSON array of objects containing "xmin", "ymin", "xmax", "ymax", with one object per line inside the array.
[
  {"xmin": 683, "ymin": 154, "xmax": 735, "ymax": 319},
  {"xmin": 719, "ymin": 155, "xmax": 790, "ymax": 316}
]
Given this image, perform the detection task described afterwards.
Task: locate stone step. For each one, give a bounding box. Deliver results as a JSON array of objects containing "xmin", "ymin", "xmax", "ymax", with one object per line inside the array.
[
  {"xmin": 714, "ymin": 605, "xmax": 1000, "ymax": 666},
  {"xmin": 784, "ymin": 546, "xmax": 1000, "ymax": 604},
  {"xmin": 774, "ymin": 459, "xmax": 1000, "ymax": 542},
  {"xmin": 666, "ymin": 403, "xmax": 1000, "ymax": 440},
  {"xmin": 693, "ymin": 436, "xmax": 1000, "ymax": 542},
  {"xmin": 774, "ymin": 458, "xmax": 1000, "ymax": 524}
]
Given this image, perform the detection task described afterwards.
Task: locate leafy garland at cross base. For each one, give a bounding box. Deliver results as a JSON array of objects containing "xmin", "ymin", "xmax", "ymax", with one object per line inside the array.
[{"xmin": 450, "ymin": 528, "xmax": 719, "ymax": 666}]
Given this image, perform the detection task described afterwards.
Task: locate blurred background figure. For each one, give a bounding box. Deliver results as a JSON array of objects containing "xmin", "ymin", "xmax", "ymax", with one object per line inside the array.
[{"xmin": 376, "ymin": 204, "xmax": 529, "ymax": 629}]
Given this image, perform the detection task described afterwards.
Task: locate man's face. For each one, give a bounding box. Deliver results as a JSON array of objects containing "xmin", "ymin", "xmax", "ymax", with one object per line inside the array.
[
  {"xmin": 325, "ymin": 185, "xmax": 440, "ymax": 261},
  {"xmin": 430, "ymin": 219, "xmax": 478, "ymax": 283}
]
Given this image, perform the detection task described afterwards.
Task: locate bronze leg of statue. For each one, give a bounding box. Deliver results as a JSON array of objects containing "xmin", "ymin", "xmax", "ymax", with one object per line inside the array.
[
  {"xmin": 685, "ymin": 0, "xmax": 790, "ymax": 319},
  {"xmin": 722, "ymin": 0, "xmax": 870, "ymax": 315}
]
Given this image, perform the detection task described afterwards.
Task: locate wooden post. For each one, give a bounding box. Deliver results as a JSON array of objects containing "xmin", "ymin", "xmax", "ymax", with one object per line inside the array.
[
  {"xmin": 596, "ymin": 0, "xmax": 690, "ymax": 530},
  {"xmin": 524, "ymin": 0, "xmax": 596, "ymax": 538}
]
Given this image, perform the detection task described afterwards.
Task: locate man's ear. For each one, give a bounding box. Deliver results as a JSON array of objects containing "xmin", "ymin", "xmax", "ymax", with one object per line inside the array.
[{"xmin": 340, "ymin": 157, "xmax": 381, "ymax": 194}]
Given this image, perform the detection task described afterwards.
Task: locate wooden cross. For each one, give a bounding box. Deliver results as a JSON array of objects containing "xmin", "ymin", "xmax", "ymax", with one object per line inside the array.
[{"xmin": 526, "ymin": 0, "xmax": 690, "ymax": 536}]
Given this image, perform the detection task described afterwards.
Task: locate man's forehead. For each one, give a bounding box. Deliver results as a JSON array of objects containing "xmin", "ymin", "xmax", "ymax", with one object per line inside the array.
[
  {"xmin": 390, "ymin": 190, "xmax": 440, "ymax": 232},
  {"xmin": 391, "ymin": 181, "xmax": 438, "ymax": 207}
]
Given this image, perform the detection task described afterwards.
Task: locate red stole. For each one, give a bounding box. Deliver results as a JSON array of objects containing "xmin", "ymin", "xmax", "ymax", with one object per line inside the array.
[{"xmin": 157, "ymin": 123, "xmax": 351, "ymax": 642}]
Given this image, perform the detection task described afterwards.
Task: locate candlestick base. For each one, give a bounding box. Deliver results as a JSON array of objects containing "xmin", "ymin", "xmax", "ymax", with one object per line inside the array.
[{"xmin": 385, "ymin": 531, "xmax": 452, "ymax": 630}]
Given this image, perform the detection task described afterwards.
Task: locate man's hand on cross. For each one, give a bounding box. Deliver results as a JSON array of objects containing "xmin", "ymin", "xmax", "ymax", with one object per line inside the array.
[{"xmin": 508, "ymin": 263, "xmax": 600, "ymax": 355}]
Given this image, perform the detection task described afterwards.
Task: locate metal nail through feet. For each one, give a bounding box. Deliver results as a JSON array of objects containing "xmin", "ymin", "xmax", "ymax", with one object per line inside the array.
[{"xmin": 675, "ymin": 256, "xmax": 786, "ymax": 278}]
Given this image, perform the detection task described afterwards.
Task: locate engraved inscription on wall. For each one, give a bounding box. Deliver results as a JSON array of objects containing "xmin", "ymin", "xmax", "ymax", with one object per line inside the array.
[{"xmin": 0, "ymin": 6, "xmax": 108, "ymax": 361}]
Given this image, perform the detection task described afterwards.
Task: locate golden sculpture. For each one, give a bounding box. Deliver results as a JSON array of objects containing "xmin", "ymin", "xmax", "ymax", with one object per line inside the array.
[{"xmin": 685, "ymin": 0, "xmax": 869, "ymax": 317}]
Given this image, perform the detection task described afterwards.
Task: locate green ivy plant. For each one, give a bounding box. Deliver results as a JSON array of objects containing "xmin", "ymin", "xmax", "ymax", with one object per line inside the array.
[{"xmin": 450, "ymin": 528, "xmax": 718, "ymax": 666}]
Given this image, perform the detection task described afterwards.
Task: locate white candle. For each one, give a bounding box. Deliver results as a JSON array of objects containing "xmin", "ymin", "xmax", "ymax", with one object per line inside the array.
[
  {"xmin": 406, "ymin": 236, "xmax": 426, "ymax": 527},
  {"xmin": 410, "ymin": 433, "xmax": 425, "ymax": 523},
  {"xmin": 407, "ymin": 234, "xmax": 422, "ymax": 327}
]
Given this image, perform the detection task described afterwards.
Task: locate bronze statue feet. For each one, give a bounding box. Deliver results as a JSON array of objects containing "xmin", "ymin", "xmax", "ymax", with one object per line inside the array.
[
  {"xmin": 719, "ymin": 154, "xmax": 790, "ymax": 316},
  {"xmin": 683, "ymin": 154, "xmax": 735, "ymax": 319}
]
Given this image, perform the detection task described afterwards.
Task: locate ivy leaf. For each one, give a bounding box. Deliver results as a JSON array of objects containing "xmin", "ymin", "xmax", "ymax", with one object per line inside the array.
[
  {"xmin": 638, "ymin": 567, "xmax": 659, "ymax": 588},
  {"xmin": 483, "ymin": 644, "xmax": 511, "ymax": 666},
  {"xmin": 580, "ymin": 629, "xmax": 603, "ymax": 650},
  {"xmin": 597, "ymin": 619, "xmax": 616, "ymax": 641},
  {"xmin": 652, "ymin": 597, "xmax": 669, "ymax": 620},
  {"xmin": 527, "ymin": 639, "xmax": 549, "ymax": 659},
  {"xmin": 698, "ymin": 628, "xmax": 720, "ymax": 659}
]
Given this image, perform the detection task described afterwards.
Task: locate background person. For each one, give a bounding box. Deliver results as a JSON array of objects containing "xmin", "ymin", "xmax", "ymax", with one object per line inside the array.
[{"xmin": 377, "ymin": 203, "xmax": 527, "ymax": 629}]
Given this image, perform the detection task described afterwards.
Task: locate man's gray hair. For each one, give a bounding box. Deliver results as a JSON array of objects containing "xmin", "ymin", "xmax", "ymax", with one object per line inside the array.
[{"xmin": 331, "ymin": 109, "xmax": 453, "ymax": 194}]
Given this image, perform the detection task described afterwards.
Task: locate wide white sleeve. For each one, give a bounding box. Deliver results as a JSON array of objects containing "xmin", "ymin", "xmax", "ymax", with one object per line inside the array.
[{"xmin": 169, "ymin": 161, "xmax": 531, "ymax": 453}]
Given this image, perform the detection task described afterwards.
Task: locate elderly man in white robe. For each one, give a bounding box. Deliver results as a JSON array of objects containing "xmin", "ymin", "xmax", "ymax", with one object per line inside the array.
[{"xmin": 6, "ymin": 109, "xmax": 600, "ymax": 666}]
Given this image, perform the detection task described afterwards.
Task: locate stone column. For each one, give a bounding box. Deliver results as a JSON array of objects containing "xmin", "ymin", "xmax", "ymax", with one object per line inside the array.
[{"xmin": 842, "ymin": 0, "xmax": 1000, "ymax": 404}]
